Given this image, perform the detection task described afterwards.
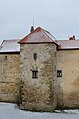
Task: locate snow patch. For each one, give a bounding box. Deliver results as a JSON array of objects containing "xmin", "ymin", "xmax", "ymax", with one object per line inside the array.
[{"xmin": 0, "ymin": 103, "xmax": 79, "ymax": 119}]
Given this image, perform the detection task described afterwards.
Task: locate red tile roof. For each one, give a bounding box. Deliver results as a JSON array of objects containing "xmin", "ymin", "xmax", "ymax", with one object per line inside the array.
[
  {"xmin": 19, "ymin": 27, "xmax": 58, "ymax": 45},
  {"xmin": 56, "ymin": 40, "xmax": 79, "ymax": 50},
  {"xmin": 0, "ymin": 27, "xmax": 79, "ymax": 52}
]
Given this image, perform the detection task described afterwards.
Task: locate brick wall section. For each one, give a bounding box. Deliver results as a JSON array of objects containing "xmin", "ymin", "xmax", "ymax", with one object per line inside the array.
[
  {"xmin": 19, "ymin": 43, "xmax": 57, "ymax": 112},
  {"xmin": 0, "ymin": 54, "xmax": 20, "ymax": 103}
]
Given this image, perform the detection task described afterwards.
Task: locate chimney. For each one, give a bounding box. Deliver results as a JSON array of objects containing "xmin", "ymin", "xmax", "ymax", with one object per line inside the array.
[
  {"xmin": 30, "ymin": 26, "xmax": 34, "ymax": 33},
  {"xmin": 69, "ymin": 35, "xmax": 75, "ymax": 40},
  {"xmin": 73, "ymin": 35, "xmax": 75, "ymax": 40}
]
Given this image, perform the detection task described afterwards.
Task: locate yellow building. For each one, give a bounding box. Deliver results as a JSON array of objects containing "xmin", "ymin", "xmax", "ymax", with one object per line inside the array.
[{"xmin": 57, "ymin": 37, "xmax": 79, "ymax": 109}]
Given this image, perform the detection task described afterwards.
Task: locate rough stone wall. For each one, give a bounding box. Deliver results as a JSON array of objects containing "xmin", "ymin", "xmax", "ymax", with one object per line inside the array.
[
  {"xmin": 57, "ymin": 50, "xmax": 79, "ymax": 109},
  {"xmin": 19, "ymin": 43, "xmax": 57, "ymax": 112},
  {"xmin": 0, "ymin": 53, "xmax": 20, "ymax": 103}
]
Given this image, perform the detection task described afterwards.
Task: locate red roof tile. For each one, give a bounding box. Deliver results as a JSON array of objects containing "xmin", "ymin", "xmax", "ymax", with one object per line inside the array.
[
  {"xmin": 19, "ymin": 27, "xmax": 58, "ymax": 45},
  {"xmin": 56, "ymin": 40, "xmax": 79, "ymax": 50}
]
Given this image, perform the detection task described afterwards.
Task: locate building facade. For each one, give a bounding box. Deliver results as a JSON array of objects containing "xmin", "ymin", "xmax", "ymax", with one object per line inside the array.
[
  {"xmin": 0, "ymin": 27, "xmax": 79, "ymax": 111},
  {"xmin": 0, "ymin": 40, "xmax": 20, "ymax": 103}
]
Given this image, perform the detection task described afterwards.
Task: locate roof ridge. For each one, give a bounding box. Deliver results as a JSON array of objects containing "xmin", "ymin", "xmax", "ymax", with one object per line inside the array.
[
  {"xmin": 43, "ymin": 29, "xmax": 57, "ymax": 40},
  {"xmin": 37, "ymin": 27, "xmax": 54, "ymax": 42},
  {"xmin": 41, "ymin": 29, "xmax": 54, "ymax": 42},
  {"xmin": 43, "ymin": 29, "xmax": 56, "ymax": 43}
]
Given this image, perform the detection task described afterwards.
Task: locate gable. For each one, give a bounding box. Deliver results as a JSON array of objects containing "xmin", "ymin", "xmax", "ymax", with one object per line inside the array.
[{"xmin": 19, "ymin": 27, "xmax": 58, "ymax": 45}]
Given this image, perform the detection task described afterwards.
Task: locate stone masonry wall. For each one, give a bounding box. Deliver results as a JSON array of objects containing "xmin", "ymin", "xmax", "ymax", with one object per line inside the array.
[
  {"xmin": 19, "ymin": 43, "xmax": 57, "ymax": 112},
  {"xmin": 0, "ymin": 54, "xmax": 20, "ymax": 103}
]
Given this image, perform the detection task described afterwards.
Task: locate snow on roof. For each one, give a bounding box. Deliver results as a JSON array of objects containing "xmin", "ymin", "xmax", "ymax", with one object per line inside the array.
[
  {"xmin": 0, "ymin": 39, "xmax": 20, "ymax": 53},
  {"xmin": 44, "ymin": 29, "xmax": 57, "ymax": 41},
  {"xmin": 56, "ymin": 40, "xmax": 79, "ymax": 50},
  {"xmin": 0, "ymin": 40, "xmax": 4, "ymax": 46},
  {"xmin": 19, "ymin": 27, "xmax": 58, "ymax": 45}
]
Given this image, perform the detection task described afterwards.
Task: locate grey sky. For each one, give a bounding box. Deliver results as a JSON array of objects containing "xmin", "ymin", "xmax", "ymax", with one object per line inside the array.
[{"xmin": 0, "ymin": 0, "xmax": 79, "ymax": 40}]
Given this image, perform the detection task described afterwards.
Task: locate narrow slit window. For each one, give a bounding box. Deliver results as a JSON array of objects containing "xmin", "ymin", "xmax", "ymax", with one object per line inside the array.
[
  {"xmin": 32, "ymin": 70, "xmax": 38, "ymax": 78},
  {"xmin": 57, "ymin": 70, "xmax": 62, "ymax": 77},
  {"xmin": 33, "ymin": 53, "xmax": 37, "ymax": 61},
  {"xmin": 5, "ymin": 56, "xmax": 7, "ymax": 60}
]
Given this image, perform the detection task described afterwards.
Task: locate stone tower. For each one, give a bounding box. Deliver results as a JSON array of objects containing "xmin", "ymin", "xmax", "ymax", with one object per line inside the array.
[{"xmin": 19, "ymin": 27, "xmax": 58, "ymax": 112}]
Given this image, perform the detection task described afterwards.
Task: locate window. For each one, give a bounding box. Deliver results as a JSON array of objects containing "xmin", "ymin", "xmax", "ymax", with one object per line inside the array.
[
  {"xmin": 5, "ymin": 56, "xmax": 7, "ymax": 60},
  {"xmin": 32, "ymin": 70, "xmax": 38, "ymax": 78},
  {"xmin": 57, "ymin": 70, "xmax": 62, "ymax": 77},
  {"xmin": 33, "ymin": 53, "xmax": 37, "ymax": 61}
]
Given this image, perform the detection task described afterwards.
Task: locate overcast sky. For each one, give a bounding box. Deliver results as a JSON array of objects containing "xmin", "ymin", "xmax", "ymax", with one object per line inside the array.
[{"xmin": 0, "ymin": 0, "xmax": 79, "ymax": 40}]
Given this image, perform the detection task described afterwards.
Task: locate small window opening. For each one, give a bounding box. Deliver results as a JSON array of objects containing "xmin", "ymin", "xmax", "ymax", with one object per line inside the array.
[
  {"xmin": 57, "ymin": 70, "xmax": 62, "ymax": 77},
  {"xmin": 5, "ymin": 56, "xmax": 7, "ymax": 60},
  {"xmin": 33, "ymin": 53, "xmax": 37, "ymax": 60},
  {"xmin": 32, "ymin": 70, "xmax": 38, "ymax": 78}
]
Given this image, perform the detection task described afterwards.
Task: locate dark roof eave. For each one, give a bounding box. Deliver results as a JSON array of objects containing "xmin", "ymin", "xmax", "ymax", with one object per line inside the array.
[
  {"xmin": 57, "ymin": 48, "xmax": 79, "ymax": 50},
  {"xmin": 19, "ymin": 42, "xmax": 59, "ymax": 45},
  {"xmin": 0, "ymin": 51, "xmax": 20, "ymax": 54}
]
